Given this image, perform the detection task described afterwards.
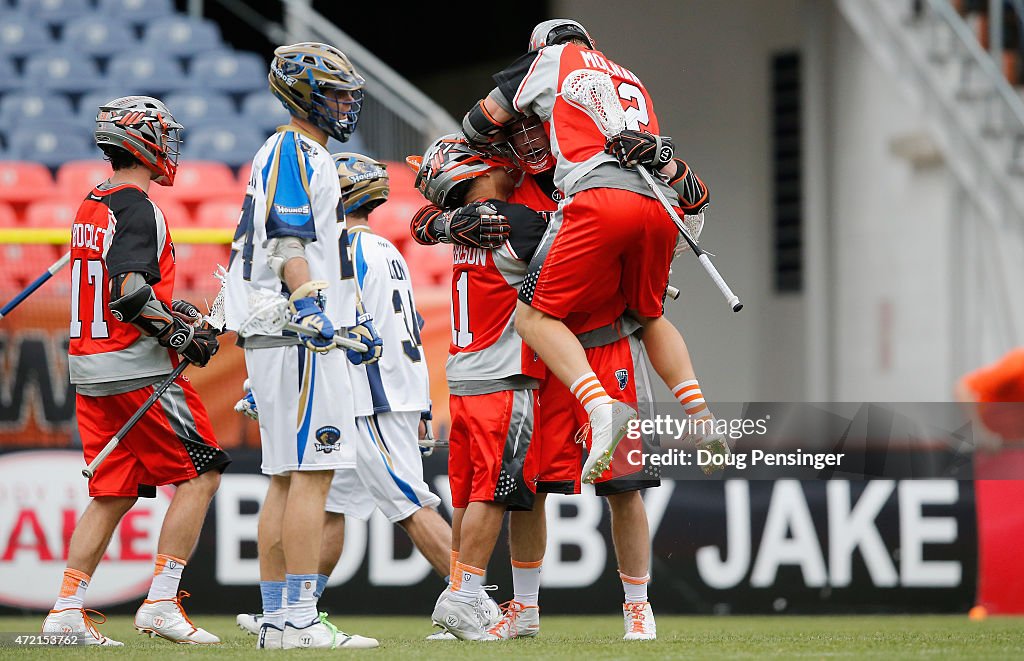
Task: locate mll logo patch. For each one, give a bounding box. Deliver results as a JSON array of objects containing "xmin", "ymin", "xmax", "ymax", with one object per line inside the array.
[
  {"xmin": 314, "ymin": 426, "xmax": 342, "ymax": 453},
  {"xmin": 615, "ymin": 369, "xmax": 629, "ymax": 390}
]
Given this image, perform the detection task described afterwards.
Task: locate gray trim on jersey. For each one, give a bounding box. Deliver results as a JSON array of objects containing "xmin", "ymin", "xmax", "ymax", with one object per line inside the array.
[
  {"xmin": 495, "ymin": 388, "xmax": 536, "ymax": 510},
  {"xmin": 577, "ymin": 316, "xmax": 643, "ymax": 349},
  {"xmin": 520, "ymin": 199, "xmax": 563, "ymax": 305},
  {"xmin": 571, "ymin": 162, "xmax": 679, "ymax": 201},
  {"xmin": 75, "ymin": 373, "xmax": 166, "ymax": 396},
  {"xmin": 69, "ymin": 336, "xmax": 173, "ymax": 385},
  {"xmin": 448, "ymin": 374, "xmax": 540, "ymax": 396},
  {"xmin": 236, "ymin": 334, "xmax": 302, "ymax": 349}
]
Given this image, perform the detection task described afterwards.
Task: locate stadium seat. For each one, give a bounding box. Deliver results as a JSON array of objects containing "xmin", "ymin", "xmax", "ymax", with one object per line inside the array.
[
  {"xmin": 61, "ymin": 17, "xmax": 136, "ymax": 56},
  {"xmin": 55, "ymin": 160, "xmax": 115, "ymax": 195},
  {"xmin": 0, "ymin": 15, "xmax": 51, "ymax": 58},
  {"xmin": 402, "ymin": 241, "xmax": 452, "ymax": 288},
  {"xmin": 194, "ymin": 199, "xmax": 241, "ymax": 229},
  {"xmin": 190, "ymin": 49, "xmax": 266, "ymax": 94},
  {"xmin": 97, "ymin": 0, "xmax": 174, "ymax": 26},
  {"xmin": 173, "ymin": 243, "xmax": 231, "ymax": 290},
  {"xmin": 0, "ymin": 92, "xmax": 74, "ymax": 128},
  {"xmin": 142, "ymin": 17, "xmax": 222, "ymax": 56},
  {"xmin": 185, "ymin": 126, "xmax": 267, "ymax": 167},
  {"xmin": 1, "ymin": 244, "xmax": 63, "ymax": 292},
  {"xmin": 240, "ymin": 91, "xmax": 291, "ymax": 134},
  {"xmin": 19, "ymin": 0, "xmax": 91, "ymax": 24},
  {"xmin": 22, "ymin": 49, "xmax": 104, "ymax": 93},
  {"xmin": 7, "ymin": 120, "xmax": 95, "ymax": 168},
  {"xmin": 150, "ymin": 161, "xmax": 241, "ymax": 206},
  {"xmin": 0, "ymin": 58, "xmax": 22, "ymax": 93},
  {"xmin": 0, "ymin": 201, "xmax": 17, "ymax": 227},
  {"xmin": 23, "ymin": 198, "xmax": 79, "ymax": 228},
  {"xmin": 162, "ymin": 91, "xmax": 235, "ymax": 128},
  {"xmin": 0, "ymin": 162, "xmax": 55, "ymax": 205},
  {"xmin": 368, "ymin": 195, "xmax": 420, "ymax": 249},
  {"xmin": 106, "ymin": 52, "xmax": 189, "ymax": 95}
]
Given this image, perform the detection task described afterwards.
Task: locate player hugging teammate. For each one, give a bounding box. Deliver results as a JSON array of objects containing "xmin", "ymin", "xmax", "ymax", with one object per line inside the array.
[{"xmin": 408, "ymin": 18, "xmax": 729, "ymax": 642}]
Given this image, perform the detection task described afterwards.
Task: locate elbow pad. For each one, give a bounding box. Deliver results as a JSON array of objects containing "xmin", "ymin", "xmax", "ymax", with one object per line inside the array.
[
  {"xmin": 463, "ymin": 99, "xmax": 508, "ymax": 145},
  {"xmin": 109, "ymin": 272, "xmax": 175, "ymax": 337},
  {"xmin": 266, "ymin": 236, "xmax": 308, "ymax": 280},
  {"xmin": 669, "ymin": 158, "xmax": 710, "ymax": 214}
]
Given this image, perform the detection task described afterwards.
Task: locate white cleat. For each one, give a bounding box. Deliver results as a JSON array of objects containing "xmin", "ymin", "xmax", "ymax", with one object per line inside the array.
[
  {"xmin": 425, "ymin": 629, "xmax": 458, "ymax": 640},
  {"xmin": 622, "ymin": 601, "xmax": 657, "ymax": 640},
  {"xmin": 258, "ymin": 623, "xmax": 283, "ymax": 649},
  {"xmin": 582, "ymin": 401, "xmax": 637, "ymax": 484},
  {"xmin": 236, "ymin": 612, "xmax": 262, "ymax": 635},
  {"xmin": 487, "ymin": 600, "xmax": 540, "ymax": 639},
  {"xmin": 431, "ymin": 589, "xmax": 498, "ymax": 641},
  {"xmin": 282, "ymin": 612, "xmax": 378, "ymax": 649},
  {"xmin": 134, "ymin": 591, "xmax": 220, "ymax": 644},
  {"xmin": 478, "ymin": 588, "xmax": 503, "ymax": 628},
  {"xmin": 695, "ymin": 431, "xmax": 731, "ymax": 475},
  {"xmin": 42, "ymin": 608, "xmax": 123, "ymax": 646}
]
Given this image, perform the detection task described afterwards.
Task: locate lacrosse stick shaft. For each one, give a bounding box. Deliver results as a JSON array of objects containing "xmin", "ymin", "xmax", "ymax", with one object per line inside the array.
[
  {"xmin": 635, "ymin": 167, "xmax": 743, "ymax": 312},
  {"xmin": 282, "ymin": 321, "xmax": 369, "ymax": 353},
  {"xmin": 0, "ymin": 251, "xmax": 71, "ymax": 320},
  {"xmin": 82, "ymin": 360, "xmax": 189, "ymax": 478}
]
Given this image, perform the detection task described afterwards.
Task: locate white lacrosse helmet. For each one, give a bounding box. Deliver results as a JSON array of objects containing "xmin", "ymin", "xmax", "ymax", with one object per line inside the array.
[{"xmin": 528, "ymin": 19, "xmax": 595, "ymax": 51}]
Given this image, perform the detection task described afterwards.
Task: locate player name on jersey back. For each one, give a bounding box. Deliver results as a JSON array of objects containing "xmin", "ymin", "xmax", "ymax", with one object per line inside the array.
[{"xmin": 452, "ymin": 245, "xmax": 488, "ymax": 267}]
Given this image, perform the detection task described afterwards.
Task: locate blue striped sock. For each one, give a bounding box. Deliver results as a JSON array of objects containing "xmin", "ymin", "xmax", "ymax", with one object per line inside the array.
[
  {"xmin": 315, "ymin": 574, "xmax": 329, "ymax": 599},
  {"xmin": 285, "ymin": 573, "xmax": 319, "ymax": 626}
]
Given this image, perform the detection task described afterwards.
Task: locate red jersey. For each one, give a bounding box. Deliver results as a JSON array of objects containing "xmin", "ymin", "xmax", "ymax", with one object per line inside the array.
[
  {"xmin": 508, "ymin": 172, "xmax": 628, "ymax": 335},
  {"xmin": 69, "ymin": 182, "xmax": 178, "ymax": 386},
  {"xmin": 446, "ymin": 198, "xmax": 547, "ymax": 390},
  {"xmin": 493, "ymin": 43, "xmax": 661, "ymax": 195}
]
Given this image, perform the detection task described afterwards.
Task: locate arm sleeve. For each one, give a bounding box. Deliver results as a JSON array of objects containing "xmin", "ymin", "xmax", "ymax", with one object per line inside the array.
[
  {"xmin": 265, "ymin": 132, "xmax": 317, "ymax": 241},
  {"xmin": 492, "ymin": 51, "xmax": 542, "ymax": 110},
  {"xmin": 105, "ymin": 196, "xmax": 161, "ymax": 283},
  {"xmin": 492, "ymin": 200, "xmax": 548, "ymax": 262},
  {"xmin": 492, "ymin": 46, "xmax": 562, "ymax": 117}
]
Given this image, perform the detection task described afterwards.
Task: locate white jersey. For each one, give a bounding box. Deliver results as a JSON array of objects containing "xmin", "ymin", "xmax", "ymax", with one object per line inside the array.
[
  {"xmin": 225, "ymin": 126, "xmax": 356, "ymax": 333},
  {"xmin": 346, "ymin": 226, "xmax": 430, "ymax": 415}
]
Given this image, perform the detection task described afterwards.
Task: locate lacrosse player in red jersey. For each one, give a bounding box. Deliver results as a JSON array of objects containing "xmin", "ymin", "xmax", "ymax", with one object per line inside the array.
[
  {"xmin": 44, "ymin": 96, "xmax": 228, "ymax": 645},
  {"xmin": 461, "ymin": 20, "xmax": 728, "ymax": 496}
]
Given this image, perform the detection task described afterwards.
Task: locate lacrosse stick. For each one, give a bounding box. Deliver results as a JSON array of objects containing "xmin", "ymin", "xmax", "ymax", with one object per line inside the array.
[
  {"xmin": 83, "ymin": 267, "xmax": 230, "ymax": 479},
  {"xmin": 237, "ymin": 288, "xmax": 369, "ymax": 353},
  {"xmin": 0, "ymin": 251, "xmax": 70, "ymax": 320},
  {"xmin": 560, "ymin": 70, "xmax": 743, "ymax": 312}
]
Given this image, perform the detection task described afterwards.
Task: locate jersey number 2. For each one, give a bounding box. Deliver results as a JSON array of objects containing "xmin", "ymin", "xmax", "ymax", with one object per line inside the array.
[
  {"xmin": 618, "ymin": 82, "xmax": 650, "ymax": 131},
  {"xmin": 70, "ymin": 258, "xmax": 110, "ymax": 339}
]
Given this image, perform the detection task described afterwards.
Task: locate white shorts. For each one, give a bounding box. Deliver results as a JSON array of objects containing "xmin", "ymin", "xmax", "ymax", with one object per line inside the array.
[
  {"xmin": 325, "ymin": 410, "xmax": 441, "ymax": 522},
  {"xmin": 245, "ymin": 346, "xmax": 358, "ymax": 475}
]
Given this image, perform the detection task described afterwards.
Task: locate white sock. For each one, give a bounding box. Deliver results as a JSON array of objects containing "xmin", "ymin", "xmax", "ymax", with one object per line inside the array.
[
  {"xmin": 449, "ymin": 562, "xmax": 484, "ymax": 604},
  {"xmin": 147, "ymin": 554, "xmax": 185, "ymax": 601},
  {"xmin": 285, "ymin": 574, "xmax": 319, "ymax": 626},
  {"xmin": 570, "ymin": 372, "xmax": 614, "ymax": 417},
  {"xmin": 620, "ymin": 571, "xmax": 650, "ymax": 603},
  {"xmin": 511, "ymin": 560, "xmax": 542, "ymax": 607},
  {"xmin": 53, "ymin": 569, "xmax": 90, "ymax": 610}
]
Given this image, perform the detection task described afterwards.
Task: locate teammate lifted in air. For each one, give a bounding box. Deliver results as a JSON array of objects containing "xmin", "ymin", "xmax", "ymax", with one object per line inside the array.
[
  {"xmin": 223, "ymin": 42, "xmax": 381, "ymax": 651},
  {"xmin": 461, "ymin": 19, "xmax": 728, "ymax": 486},
  {"xmin": 45, "ymin": 96, "xmax": 228, "ymax": 645}
]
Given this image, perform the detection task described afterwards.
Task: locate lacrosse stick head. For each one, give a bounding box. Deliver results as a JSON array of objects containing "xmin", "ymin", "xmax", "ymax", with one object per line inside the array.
[
  {"xmin": 237, "ymin": 288, "xmax": 292, "ymax": 338},
  {"xmin": 203, "ymin": 265, "xmax": 229, "ymax": 331},
  {"xmin": 674, "ymin": 212, "xmax": 706, "ymax": 255},
  {"xmin": 560, "ymin": 70, "xmax": 625, "ymax": 138}
]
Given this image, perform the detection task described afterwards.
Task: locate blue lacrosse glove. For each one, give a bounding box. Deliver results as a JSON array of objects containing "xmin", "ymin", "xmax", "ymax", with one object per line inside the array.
[
  {"xmin": 233, "ymin": 378, "xmax": 258, "ymax": 420},
  {"xmin": 290, "ymin": 295, "xmax": 337, "ymax": 353},
  {"xmin": 346, "ymin": 303, "xmax": 383, "ymax": 365}
]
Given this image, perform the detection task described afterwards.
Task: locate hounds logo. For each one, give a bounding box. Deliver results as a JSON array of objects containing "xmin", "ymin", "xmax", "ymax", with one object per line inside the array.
[
  {"xmin": 615, "ymin": 369, "xmax": 629, "ymax": 391},
  {"xmin": 314, "ymin": 426, "xmax": 342, "ymax": 454}
]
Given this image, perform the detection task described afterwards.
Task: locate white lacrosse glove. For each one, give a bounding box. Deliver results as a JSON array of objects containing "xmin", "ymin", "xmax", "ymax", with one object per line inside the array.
[{"xmin": 234, "ymin": 378, "xmax": 258, "ymax": 420}]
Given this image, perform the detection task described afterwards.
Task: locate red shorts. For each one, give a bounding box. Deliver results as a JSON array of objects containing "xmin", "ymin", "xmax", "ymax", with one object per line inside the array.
[
  {"xmin": 535, "ymin": 336, "xmax": 660, "ymax": 496},
  {"xmin": 520, "ymin": 187, "xmax": 679, "ymax": 320},
  {"xmin": 77, "ymin": 373, "xmax": 229, "ymax": 498},
  {"xmin": 448, "ymin": 389, "xmax": 537, "ymax": 511}
]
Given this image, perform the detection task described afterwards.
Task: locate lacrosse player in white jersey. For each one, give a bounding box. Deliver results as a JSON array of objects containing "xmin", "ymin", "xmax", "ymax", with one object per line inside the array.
[
  {"xmin": 223, "ymin": 42, "xmax": 381, "ymax": 651},
  {"xmin": 235, "ymin": 153, "xmax": 501, "ymax": 641}
]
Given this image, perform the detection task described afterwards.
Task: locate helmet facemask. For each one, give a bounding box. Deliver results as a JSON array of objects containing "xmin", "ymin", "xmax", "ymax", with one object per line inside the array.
[{"xmin": 504, "ymin": 116, "xmax": 555, "ymax": 175}]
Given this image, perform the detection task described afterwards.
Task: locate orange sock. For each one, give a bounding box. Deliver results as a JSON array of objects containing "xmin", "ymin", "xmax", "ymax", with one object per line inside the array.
[
  {"xmin": 511, "ymin": 559, "xmax": 542, "ymax": 606},
  {"xmin": 570, "ymin": 372, "xmax": 613, "ymax": 416},
  {"xmin": 619, "ymin": 570, "xmax": 650, "ymax": 603},
  {"xmin": 673, "ymin": 380, "xmax": 715, "ymax": 427},
  {"xmin": 449, "ymin": 550, "xmax": 459, "ymax": 584},
  {"xmin": 53, "ymin": 568, "xmax": 90, "ymax": 610},
  {"xmin": 147, "ymin": 554, "xmax": 186, "ymax": 601},
  {"xmin": 450, "ymin": 561, "xmax": 484, "ymax": 604}
]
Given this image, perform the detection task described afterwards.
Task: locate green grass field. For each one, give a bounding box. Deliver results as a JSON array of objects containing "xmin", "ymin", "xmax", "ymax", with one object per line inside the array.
[{"xmin": 1, "ymin": 614, "xmax": 1022, "ymax": 659}]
